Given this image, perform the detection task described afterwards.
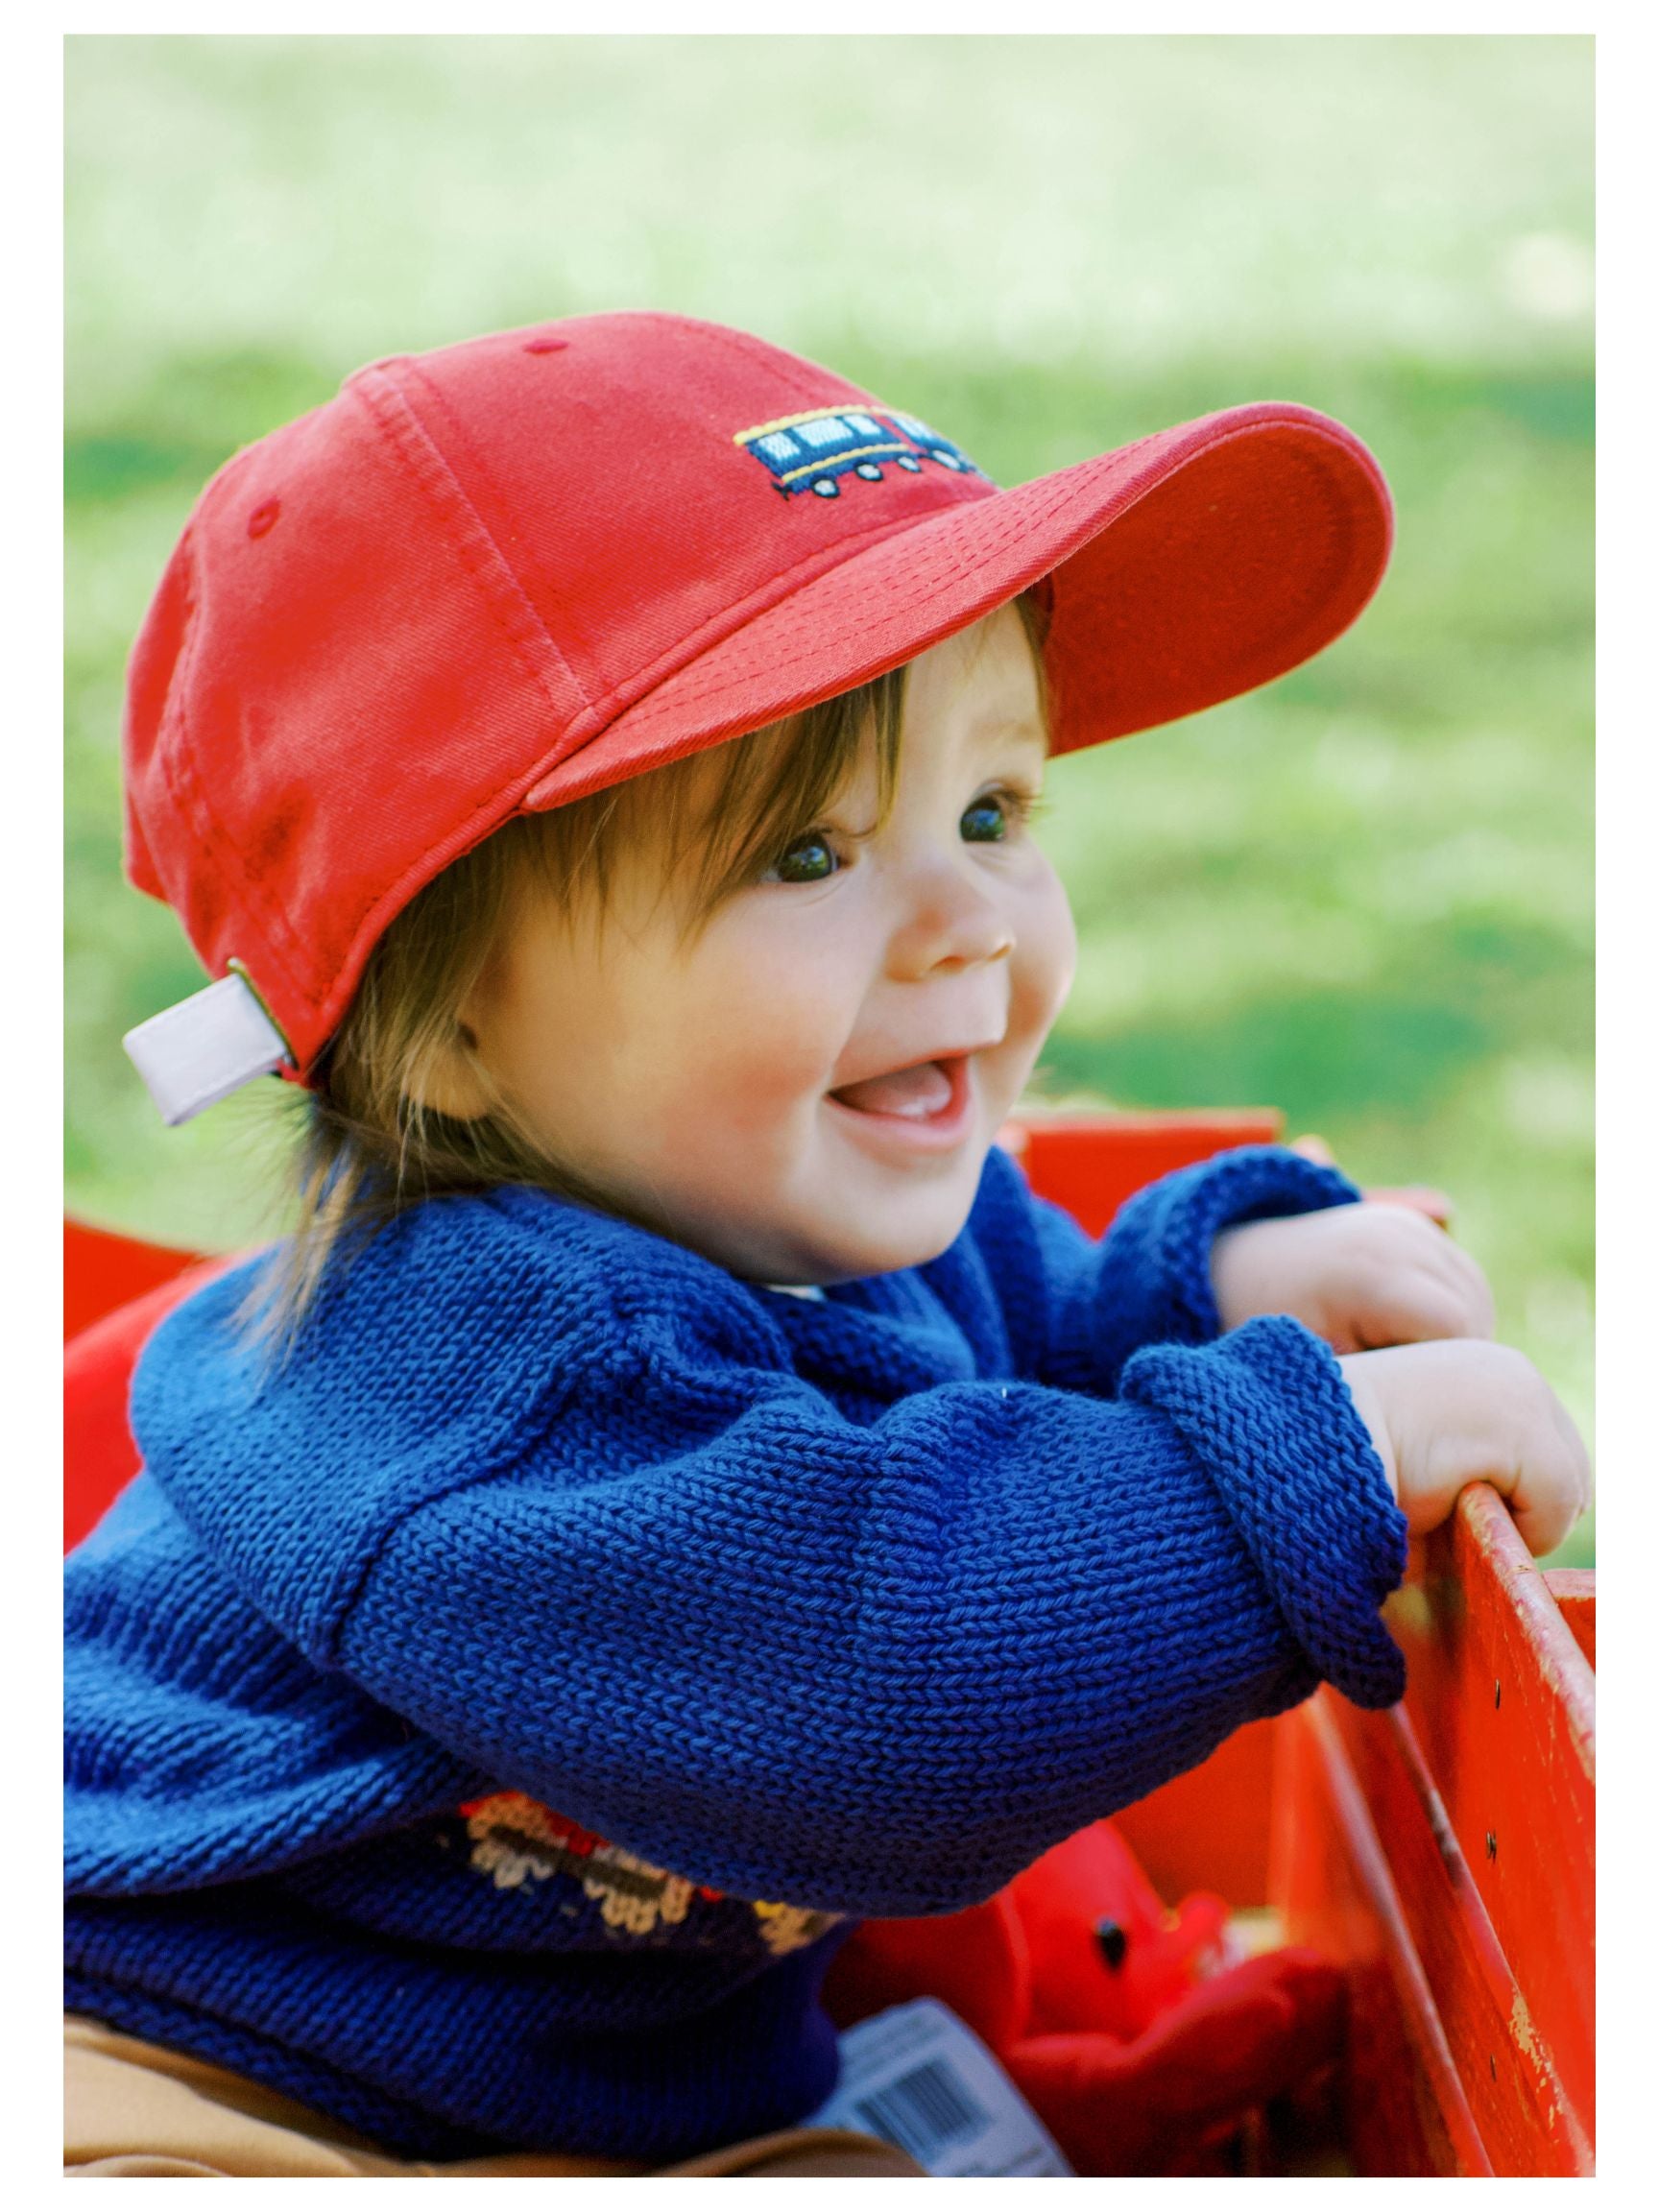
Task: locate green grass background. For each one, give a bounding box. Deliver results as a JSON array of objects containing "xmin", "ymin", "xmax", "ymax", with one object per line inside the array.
[{"xmin": 65, "ymin": 36, "xmax": 1594, "ymax": 1560}]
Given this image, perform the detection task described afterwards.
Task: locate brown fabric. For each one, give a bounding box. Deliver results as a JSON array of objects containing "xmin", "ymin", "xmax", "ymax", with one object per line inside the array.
[{"xmin": 63, "ymin": 2014, "xmax": 924, "ymax": 2178}]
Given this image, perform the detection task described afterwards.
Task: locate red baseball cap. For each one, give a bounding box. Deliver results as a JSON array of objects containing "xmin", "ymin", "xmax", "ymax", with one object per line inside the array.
[{"xmin": 121, "ymin": 311, "xmax": 1392, "ymax": 1111}]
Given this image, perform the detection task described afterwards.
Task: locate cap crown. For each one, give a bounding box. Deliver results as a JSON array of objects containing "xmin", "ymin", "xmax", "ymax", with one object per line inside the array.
[{"xmin": 123, "ymin": 315, "xmax": 997, "ymax": 1070}]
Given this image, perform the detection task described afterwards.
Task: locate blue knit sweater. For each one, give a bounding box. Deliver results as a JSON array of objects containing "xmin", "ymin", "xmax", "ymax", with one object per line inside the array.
[{"xmin": 64, "ymin": 1142, "xmax": 1407, "ymax": 2164}]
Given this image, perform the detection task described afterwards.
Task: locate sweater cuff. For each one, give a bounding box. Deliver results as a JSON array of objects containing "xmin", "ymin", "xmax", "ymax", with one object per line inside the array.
[
  {"xmin": 1120, "ymin": 1315, "xmax": 1408, "ymax": 1709},
  {"xmin": 1111, "ymin": 1144, "xmax": 1362, "ymax": 1352}
]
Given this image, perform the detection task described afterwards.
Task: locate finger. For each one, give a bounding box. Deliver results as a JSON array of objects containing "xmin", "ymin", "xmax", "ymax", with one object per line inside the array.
[
  {"xmin": 1366, "ymin": 1185, "xmax": 1455, "ymax": 1226},
  {"xmin": 1545, "ymin": 1389, "xmax": 1594, "ymax": 1521},
  {"xmin": 1428, "ymin": 1219, "xmax": 1489, "ymax": 1285},
  {"xmin": 1356, "ymin": 1269, "xmax": 1490, "ymax": 1347},
  {"xmin": 1509, "ymin": 1489, "xmax": 1576, "ymax": 1559},
  {"xmin": 1457, "ymin": 1265, "xmax": 1497, "ymax": 1339},
  {"xmin": 1418, "ymin": 1237, "xmax": 1497, "ymax": 1336},
  {"xmin": 1377, "ymin": 1215, "xmax": 1495, "ymax": 1334},
  {"xmin": 1359, "ymin": 1201, "xmax": 1462, "ymax": 1268},
  {"xmin": 1506, "ymin": 1407, "xmax": 1590, "ymax": 1556},
  {"xmin": 1437, "ymin": 1232, "xmax": 1493, "ymax": 1298}
]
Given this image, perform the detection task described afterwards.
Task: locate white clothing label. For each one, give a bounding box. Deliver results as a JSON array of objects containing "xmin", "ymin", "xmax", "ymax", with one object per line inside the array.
[
  {"xmin": 123, "ymin": 972, "xmax": 290, "ymax": 1126},
  {"xmin": 807, "ymin": 1998, "xmax": 1073, "ymax": 2177}
]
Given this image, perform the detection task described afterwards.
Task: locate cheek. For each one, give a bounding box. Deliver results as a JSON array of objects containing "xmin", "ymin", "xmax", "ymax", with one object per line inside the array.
[
  {"xmin": 654, "ymin": 915, "xmax": 866, "ymax": 1125},
  {"xmin": 1013, "ymin": 863, "xmax": 1077, "ymax": 1034},
  {"xmin": 484, "ymin": 936, "xmax": 603, "ymax": 1113}
]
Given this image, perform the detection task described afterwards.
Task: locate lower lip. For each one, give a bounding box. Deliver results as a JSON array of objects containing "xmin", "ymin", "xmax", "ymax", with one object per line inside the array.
[{"xmin": 824, "ymin": 1055, "xmax": 976, "ymax": 1157}]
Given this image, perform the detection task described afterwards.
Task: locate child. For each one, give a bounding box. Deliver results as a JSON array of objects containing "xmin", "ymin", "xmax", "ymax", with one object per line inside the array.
[{"xmin": 65, "ymin": 314, "xmax": 1588, "ymax": 2176}]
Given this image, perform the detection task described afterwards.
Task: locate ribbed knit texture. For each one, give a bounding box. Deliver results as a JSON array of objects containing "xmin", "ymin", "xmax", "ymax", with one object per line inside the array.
[{"xmin": 65, "ymin": 1142, "xmax": 1405, "ymax": 2162}]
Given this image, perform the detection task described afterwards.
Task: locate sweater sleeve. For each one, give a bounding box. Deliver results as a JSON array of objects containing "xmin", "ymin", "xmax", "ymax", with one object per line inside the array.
[
  {"xmin": 326, "ymin": 1304, "xmax": 1405, "ymax": 1918},
  {"xmin": 965, "ymin": 1142, "xmax": 1363, "ymax": 1392}
]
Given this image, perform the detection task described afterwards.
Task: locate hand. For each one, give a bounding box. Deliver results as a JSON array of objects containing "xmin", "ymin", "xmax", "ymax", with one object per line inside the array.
[
  {"xmin": 1211, "ymin": 1201, "xmax": 1496, "ymax": 1354},
  {"xmin": 1337, "ymin": 1340, "xmax": 1590, "ymax": 1556}
]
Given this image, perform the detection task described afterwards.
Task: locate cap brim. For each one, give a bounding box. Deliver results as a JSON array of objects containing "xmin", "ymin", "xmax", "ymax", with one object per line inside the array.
[{"xmin": 524, "ymin": 401, "xmax": 1391, "ymax": 808}]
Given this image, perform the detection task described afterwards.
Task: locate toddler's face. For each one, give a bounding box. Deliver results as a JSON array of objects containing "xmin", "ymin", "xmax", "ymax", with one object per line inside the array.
[{"xmin": 465, "ymin": 606, "xmax": 1076, "ymax": 1283}]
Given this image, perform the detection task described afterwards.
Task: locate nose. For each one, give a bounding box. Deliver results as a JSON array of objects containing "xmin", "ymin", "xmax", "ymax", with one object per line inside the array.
[{"xmin": 883, "ymin": 853, "xmax": 1016, "ymax": 981}]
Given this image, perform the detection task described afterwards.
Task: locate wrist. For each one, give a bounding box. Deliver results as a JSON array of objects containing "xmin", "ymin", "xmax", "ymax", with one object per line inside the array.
[
  {"xmin": 1336, "ymin": 1353, "xmax": 1399, "ymax": 1503},
  {"xmin": 1133, "ymin": 1145, "xmax": 1362, "ymax": 1349},
  {"xmin": 1209, "ymin": 1221, "xmax": 1264, "ymax": 1334},
  {"xmin": 1211, "ymin": 1214, "xmax": 1326, "ymax": 1338},
  {"xmin": 1123, "ymin": 1318, "xmax": 1408, "ymax": 1709}
]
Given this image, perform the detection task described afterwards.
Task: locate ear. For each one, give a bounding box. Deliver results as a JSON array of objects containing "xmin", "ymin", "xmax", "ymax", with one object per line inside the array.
[{"xmin": 402, "ymin": 1022, "xmax": 494, "ymax": 1123}]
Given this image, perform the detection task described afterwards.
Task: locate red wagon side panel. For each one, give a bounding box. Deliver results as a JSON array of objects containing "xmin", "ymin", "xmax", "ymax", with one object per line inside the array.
[
  {"xmin": 63, "ymin": 1219, "xmax": 208, "ymax": 1343},
  {"xmin": 1277, "ymin": 1487, "xmax": 1595, "ymax": 2175},
  {"xmin": 1002, "ymin": 1110, "xmax": 1284, "ymax": 1239},
  {"xmin": 63, "ymin": 1233, "xmax": 233, "ymax": 1551}
]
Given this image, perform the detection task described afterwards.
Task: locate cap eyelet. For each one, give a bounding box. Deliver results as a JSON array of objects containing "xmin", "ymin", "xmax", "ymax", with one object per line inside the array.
[
  {"xmin": 523, "ymin": 337, "xmax": 568, "ymax": 355},
  {"xmin": 248, "ymin": 499, "xmax": 281, "ymax": 540}
]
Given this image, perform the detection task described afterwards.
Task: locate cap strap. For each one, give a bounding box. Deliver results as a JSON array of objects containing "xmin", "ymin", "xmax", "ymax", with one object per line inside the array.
[{"xmin": 123, "ymin": 970, "xmax": 292, "ymax": 1126}]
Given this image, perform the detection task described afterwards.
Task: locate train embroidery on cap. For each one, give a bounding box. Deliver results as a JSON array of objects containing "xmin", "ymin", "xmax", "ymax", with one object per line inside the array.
[{"xmin": 734, "ymin": 404, "xmax": 985, "ymax": 499}]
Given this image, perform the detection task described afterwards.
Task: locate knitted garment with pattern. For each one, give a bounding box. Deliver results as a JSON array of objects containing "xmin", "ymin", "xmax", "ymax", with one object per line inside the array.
[{"xmin": 64, "ymin": 1142, "xmax": 1407, "ymax": 2165}]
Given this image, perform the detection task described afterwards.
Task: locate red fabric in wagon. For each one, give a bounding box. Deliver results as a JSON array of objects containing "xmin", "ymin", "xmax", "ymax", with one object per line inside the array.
[{"xmin": 824, "ymin": 1821, "xmax": 1344, "ymax": 2176}]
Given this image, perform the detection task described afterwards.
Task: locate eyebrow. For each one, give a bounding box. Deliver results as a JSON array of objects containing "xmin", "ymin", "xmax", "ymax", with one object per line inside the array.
[{"xmin": 969, "ymin": 714, "xmax": 1049, "ymax": 757}]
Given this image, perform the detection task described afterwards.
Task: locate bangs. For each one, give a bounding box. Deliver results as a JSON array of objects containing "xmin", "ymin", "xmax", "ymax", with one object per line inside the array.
[
  {"xmin": 508, "ymin": 666, "xmax": 903, "ymax": 930},
  {"xmin": 516, "ymin": 586, "xmax": 1052, "ymax": 928}
]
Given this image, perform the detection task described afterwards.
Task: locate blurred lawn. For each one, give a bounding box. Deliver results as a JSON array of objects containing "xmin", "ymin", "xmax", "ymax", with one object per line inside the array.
[{"xmin": 65, "ymin": 36, "xmax": 1593, "ymax": 1559}]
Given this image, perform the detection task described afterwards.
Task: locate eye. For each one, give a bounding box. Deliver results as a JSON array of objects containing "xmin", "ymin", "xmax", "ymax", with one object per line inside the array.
[
  {"xmin": 765, "ymin": 831, "xmax": 839, "ymax": 884},
  {"xmin": 960, "ymin": 788, "xmax": 1032, "ymax": 844}
]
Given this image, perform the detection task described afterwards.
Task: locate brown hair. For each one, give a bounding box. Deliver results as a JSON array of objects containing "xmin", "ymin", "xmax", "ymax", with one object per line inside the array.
[{"xmin": 245, "ymin": 591, "xmax": 1050, "ymax": 1347}]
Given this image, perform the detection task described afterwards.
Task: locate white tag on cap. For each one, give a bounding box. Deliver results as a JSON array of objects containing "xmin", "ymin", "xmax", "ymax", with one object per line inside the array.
[
  {"xmin": 806, "ymin": 1997, "xmax": 1073, "ymax": 2177},
  {"xmin": 123, "ymin": 970, "xmax": 291, "ymax": 1126}
]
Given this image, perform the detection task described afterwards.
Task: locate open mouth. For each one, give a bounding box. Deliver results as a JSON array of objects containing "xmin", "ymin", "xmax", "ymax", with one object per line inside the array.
[{"xmin": 825, "ymin": 1053, "xmax": 974, "ymax": 1145}]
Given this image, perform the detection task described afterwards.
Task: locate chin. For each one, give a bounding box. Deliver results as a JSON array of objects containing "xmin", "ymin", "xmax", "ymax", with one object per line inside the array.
[
  {"xmin": 811, "ymin": 1192, "xmax": 979, "ymax": 1285},
  {"xmin": 719, "ymin": 1142, "xmax": 990, "ymax": 1286}
]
